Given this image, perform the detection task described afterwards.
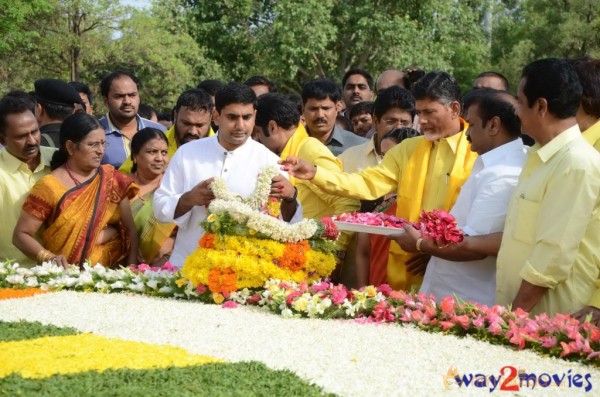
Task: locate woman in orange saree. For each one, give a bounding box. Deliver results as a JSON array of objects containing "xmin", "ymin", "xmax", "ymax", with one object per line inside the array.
[{"xmin": 13, "ymin": 113, "xmax": 139, "ymax": 267}]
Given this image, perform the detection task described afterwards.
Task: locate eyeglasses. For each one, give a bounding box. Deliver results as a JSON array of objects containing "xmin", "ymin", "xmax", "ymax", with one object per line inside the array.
[
  {"xmin": 382, "ymin": 119, "xmax": 412, "ymax": 128},
  {"xmin": 78, "ymin": 141, "xmax": 110, "ymax": 150}
]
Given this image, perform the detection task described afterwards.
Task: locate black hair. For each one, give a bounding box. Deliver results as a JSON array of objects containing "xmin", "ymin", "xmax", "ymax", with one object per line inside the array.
[
  {"xmin": 37, "ymin": 99, "xmax": 73, "ymax": 121},
  {"xmin": 336, "ymin": 114, "xmax": 353, "ymax": 132},
  {"xmin": 342, "ymin": 68, "xmax": 374, "ymax": 90},
  {"xmin": 51, "ymin": 113, "xmax": 101, "ymax": 170},
  {"xmin": 0, "ymin": 96, "xmax": 36, "ymax": 135},
  {"xmin": 130, "ymin": 127, "xmax": 168, "ymax": 173},
  {"xmin": 157, "ymin": 111, "xmax": 172, "ymax": 122},
  {"xmin": 138, "ymin": 103, "xmax": 156, "ymax": 120},
  {"xmin": 381, "ymin": 127, "xmax": 420, "ymax": 144},
  {"xmin": 473, "ymin": 71, "xmax": 510, "ymax": 91},
  {"xmin": 244, "ymin": 75, "xmax": 277, "ymax": 93},
  {"xmin": 100, "ymin": 70, "xmax": 140, "ymax": 98},
  {"xmin": 573, "ymin": 58, "xmax": 600, "ymax": 119},
  {"xmin": 463, "ymin": 89, "xmax": 521, "ymax": 137},
  {"xmin": 174, "ymin": 89, "xmax": 213, "ymax": 113},
  {"xmin": 3, "ymin": 90, "xmax": 36, "ymax": 114},
  {"xmin": 69, "ymin": 81, "xmax": 93, "ymax": 105},
  {"xmin": 301, "ymin": 78, "xmax": 342, "ymax": 104},
  {"xmin": 521, "ymin": 58, "xmax": 582, "ymax": 119},
  {"xmin": 196, "ymin": 79, "xmax": 225, "ymax": 96},
  {"xmin": 349, "ymin": 101, "xmax": 374, "ymax": 119},
  {"xmin": 255, "ymin": 93, "xmax": 300, "ymax": 136},
  {"xmin": 373, "ymin": 86, "xmax": 416, "ymax": 120},
  {"xmin": 214, "ymin": 82, "xmax": 257, "ymax": 113},
  {"xmin": 287, "ymin": 93, "xmax": 303, "ymax": 116},
  {"xmin": 412, "ymin": 71, "xmax": 461, "ymax": 105}
]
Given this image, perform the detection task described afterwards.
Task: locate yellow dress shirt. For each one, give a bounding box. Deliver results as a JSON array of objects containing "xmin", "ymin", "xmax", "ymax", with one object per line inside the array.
[
  {"xmin": 496, "ymin": 125, "xmax": 600, "ymax": 315},
  {"xmin": 312, "ymin": 126, "xmax": 476, "ymax": 291},
  {"xmin": 119, "ymin": 125, "xmax": 215, "ymax": 174},
  {"xmin": 0, "ymin": 147, "xmax": 54, "ymax": 265},
  {"xmin": 338, "ymin": 136, "xmax": 381, "ymax": 173},
  {"xmin": 282, "ymin": 129, "xmax": 360, "ymax": 252},
  {"xmin": 583, "ymin": 119, "xmax": 600, "ymax": 152}
]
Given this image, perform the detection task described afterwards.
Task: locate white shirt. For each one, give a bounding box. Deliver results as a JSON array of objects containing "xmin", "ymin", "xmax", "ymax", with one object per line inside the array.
[
  {"xmin": 419, "ymin": 138, "xmax": 527, "ymax": 306},
  {"xmin": 338, "ymin": 136, "xmax": 381, "ymax": 173},
  {"xmin": 154, "ymin": 135, "xmax": 302, "ymax": 267}
]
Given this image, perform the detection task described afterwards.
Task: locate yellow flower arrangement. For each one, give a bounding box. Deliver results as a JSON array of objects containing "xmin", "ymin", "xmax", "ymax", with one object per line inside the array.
[{"xmin": 183, "ymin": 234, "xmax": 336, "ymax": 292}]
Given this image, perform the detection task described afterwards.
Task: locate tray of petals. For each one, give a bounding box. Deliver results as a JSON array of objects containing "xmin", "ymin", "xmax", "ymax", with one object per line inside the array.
[{"xmin": 332, "ymin": 221, "xmax": 405, "ymax": 236}]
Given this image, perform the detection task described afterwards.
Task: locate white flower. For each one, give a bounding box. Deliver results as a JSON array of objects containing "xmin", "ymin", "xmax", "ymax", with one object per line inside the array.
[
  {"xmin": 77, "ymin": 273, "xmax": 94, "ymax": 286},
  {"xmin": 281, "ymin": 308, "xmax": 294, "ymax": 318},
  {"xmin": 158, "ymin": 286, "xmax": 173, "ymax": 294},
  {"xmin": 95, "ymin": 281, "xmax": 109, "ymax": 290},
  {"xmin": 128, "ymin": 283, "xmax": 145, "ymax": 292},
  {"xmin": 6, "ymin": 274, "xmax": 25, "ymax": 285},
  {"xmin": 110, "ymin": 281, "xmax": 125, "ymax": 290},
  {"xmin": 146, "ymin": 279, "xmax": 159, "ymax": 290},
  {"xmin": 25, "ymin": 277, "xmax": 39, "ymax": 288},
  {"xmin": 16, "ymin": 267, "xmax": 34, "ymax": 277}
]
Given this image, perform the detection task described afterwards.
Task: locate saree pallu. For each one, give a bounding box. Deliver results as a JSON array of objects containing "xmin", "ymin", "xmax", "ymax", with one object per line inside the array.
[
  {"xmin": 130, "ymin": 190, "xmax": 176, "ymax": 263},
  {"xmin": 23, "ymin": 165, "xmax": 138, "ymax": 267}
]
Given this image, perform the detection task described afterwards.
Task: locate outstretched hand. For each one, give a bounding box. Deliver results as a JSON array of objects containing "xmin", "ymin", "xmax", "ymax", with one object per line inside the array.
[
  {"xmin": 279, "ymin": 156, "xmax": 317, "ymax": 180},
  {"xmin": 573, "ymin": 306, "xmax": 600, "ymax": 327},
  {"xmin": 270, "ymin": 174, "xmax": 296, "ymax": 200}
]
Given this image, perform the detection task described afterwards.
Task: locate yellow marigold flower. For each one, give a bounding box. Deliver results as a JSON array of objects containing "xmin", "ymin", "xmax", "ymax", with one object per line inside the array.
[
  {"xmin": 248, "ymin": 228, "xmax": 257, "ymax": 235},
  {"xmin": 0, "ymin": 334, "xmax": 220, "ymax": 379},
  {"xmin": 212, "ymin": 292, "xmax": 225, "ymax": 304},
  {"xmin": 207, "ymin": 213, "xmax": 217, "ymax": 223},
  {"xmin": 364, "ymin": 285, "xmax": 377, "ymax": 297},
  {"xmin": 175, "ymin": 278, "xmax": 188, "ymax": 288}
]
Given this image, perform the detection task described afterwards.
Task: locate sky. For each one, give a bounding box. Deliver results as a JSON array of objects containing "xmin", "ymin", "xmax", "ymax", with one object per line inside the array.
[{"xmin": 120, "ymin": 0, "xmax": 152, "ymax": 9}]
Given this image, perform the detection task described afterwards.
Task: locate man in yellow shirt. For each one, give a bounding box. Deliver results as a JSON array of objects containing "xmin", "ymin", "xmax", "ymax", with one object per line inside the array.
[
  {"xmin": 496, "ymin": 58, "xmax": 600, "ymax": 316},
  {"xmin": 573, "ymin": 58, "xmax": 600, "ymax": 151},
  {"xmin": 283, "ymin": 72, "xmax": 477, "ymax": 291},
  {"xmin": 120, "ymin": 89, "xmax": 215, "ymax": 173},
  {"xmin": 0, "ymin": 96, "xmax": 54, "ymax": 266},
  {"xmin": 254, "ymin": 93, "xmax": 360, "ymax": 281}
]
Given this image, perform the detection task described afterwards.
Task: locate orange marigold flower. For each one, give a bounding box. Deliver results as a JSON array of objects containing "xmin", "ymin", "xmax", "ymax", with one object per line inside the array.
[
  {"xmin": 207, "ymin": 267, "xmax": 238, "ymax": 293},
  {"xmin": 0, "ymin": 288, "xmax": 51, "ymax": 300},
  {"xmin": 278, "ymin": 240, "xmax": 310, "ymax": 272},
  {"xmin": 199, "ymin": 233, "xmax": 216, "ymax": 249}
]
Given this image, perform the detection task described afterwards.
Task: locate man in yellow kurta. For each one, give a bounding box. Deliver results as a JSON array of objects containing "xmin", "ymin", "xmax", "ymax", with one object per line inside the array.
[
  {"xmin": 253, "ymin": 93, "xmax": 360, "ymax": 278},
  {"xmin": 0, "ymin": 97, "xmax": 54, "ymax": 266},
  {"xmin": 497, "ymin": 58, "xmax": 600, "ymax": 317},
  {"xmin": 283, "ymin": 72, "xmax": 477, "ymax": 291},
  {"xmin": 573, "ymin": 58, "xmax": 600, "ymax": 151},
  {"xmin": 120, "ymin": 89, "xmax": 215, "ymax": 173}
]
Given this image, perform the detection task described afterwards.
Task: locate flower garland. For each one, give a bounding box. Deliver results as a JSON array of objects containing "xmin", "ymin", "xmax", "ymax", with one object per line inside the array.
[
  {"xmin": 2, "ymin": 261, "xmax": 600, "ymax": 365},
  {"xmin": 210, "ymin": 165, "xmax": 280, "ymax": 210}
]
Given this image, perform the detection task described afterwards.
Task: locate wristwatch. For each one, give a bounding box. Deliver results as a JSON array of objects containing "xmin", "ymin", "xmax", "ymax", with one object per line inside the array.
[{"xmin": 283, "ymin": 186, "xmax": 298, "ymax": 202}]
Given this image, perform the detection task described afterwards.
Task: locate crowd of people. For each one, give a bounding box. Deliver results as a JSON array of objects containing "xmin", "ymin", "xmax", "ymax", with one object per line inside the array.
[{"xmin": 1, "ymin": 57, "xmax": 600, "ymax": 323}]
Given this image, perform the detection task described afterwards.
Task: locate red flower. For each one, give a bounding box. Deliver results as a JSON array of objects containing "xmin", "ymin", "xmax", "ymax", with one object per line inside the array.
[{"xmin": 320, "ymin": 217, "xmax": 340, "ymax": 240}]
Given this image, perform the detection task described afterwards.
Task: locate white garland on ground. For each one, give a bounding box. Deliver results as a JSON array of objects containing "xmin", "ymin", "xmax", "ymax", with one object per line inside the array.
[{"xmin": 1, "ymin": 291, "xmax": 598, "ymax": 396}]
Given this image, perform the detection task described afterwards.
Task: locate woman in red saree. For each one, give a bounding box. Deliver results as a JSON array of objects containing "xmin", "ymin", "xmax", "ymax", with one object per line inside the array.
[{"xmin": 13, "ymin": 113, "xmax": 139, "ymax": 267}]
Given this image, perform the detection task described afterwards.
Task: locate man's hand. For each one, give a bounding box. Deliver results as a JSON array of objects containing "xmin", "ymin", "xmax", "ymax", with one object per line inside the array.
[
  {"xmin": 405, "ymin": 253, "xmax": 430, "ymax": 276},
  {"xmin": 573, "ymin": 306, "xmax": 600, "ymax": 326},
  {"xmin": 270, "ymin": 174, "xmax": 296, "ymax": 201},
  {"xmin": 279, "ymin": 156, "xmax": 316, "ymax": 180},
  {"xmin": 190, "ymin": 177, "xmax": 216, "ymax": 207},
  {"xmin": 174, "ymin": 177, "xmax": 215, "ymax": 219},
  {"xmin": 388, "ymin": 224, "xmax": 420, "ymax": 252}
]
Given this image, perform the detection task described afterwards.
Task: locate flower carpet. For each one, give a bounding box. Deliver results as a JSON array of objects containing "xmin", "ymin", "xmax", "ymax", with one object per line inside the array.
[{"xmin": 2, "ymin": 262, "xmax": 600, "ymax": 396}]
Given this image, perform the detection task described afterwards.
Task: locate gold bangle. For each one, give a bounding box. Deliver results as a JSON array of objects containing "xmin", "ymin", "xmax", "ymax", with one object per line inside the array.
[
  {"xmin": 36, "ymin": 249, "xmax": 55, "ymax": 264},
  {"xmin": 415, "ymin": 238, "xmax": 424, "ymax": 253}
]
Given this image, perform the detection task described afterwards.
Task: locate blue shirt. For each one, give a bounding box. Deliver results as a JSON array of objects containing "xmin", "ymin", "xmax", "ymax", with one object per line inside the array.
[{"xmin": 99, "ymin": 113, "xmax": 166, "ymax": 169}]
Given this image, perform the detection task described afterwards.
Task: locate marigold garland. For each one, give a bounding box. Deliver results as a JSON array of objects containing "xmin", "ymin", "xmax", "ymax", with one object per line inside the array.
[{"xmin": 207, "ymin": 268, "xmax": 238, "ymax": 293}]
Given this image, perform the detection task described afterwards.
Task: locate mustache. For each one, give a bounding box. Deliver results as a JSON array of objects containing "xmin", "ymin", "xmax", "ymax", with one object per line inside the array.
[
  {"xmin": 314, "ymin": 118, "xmax": 328, "ymax": 124},
  {"xmin": 183, "ymin": 133, "xmax": 200, "ymax": 141}
]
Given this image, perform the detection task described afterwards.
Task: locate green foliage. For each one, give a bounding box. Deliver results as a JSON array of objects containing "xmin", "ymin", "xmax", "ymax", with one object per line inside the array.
[
  {"xmin": 491, "ymin": 0, "xmax": 600, "ymax": 90},
  {"xmin": 0, "ymin": 320, "xmax": 79, "ymax": 342},
  {"xmin": 0, "ymin": 362, "xmax": 336, "ymax": 397}
]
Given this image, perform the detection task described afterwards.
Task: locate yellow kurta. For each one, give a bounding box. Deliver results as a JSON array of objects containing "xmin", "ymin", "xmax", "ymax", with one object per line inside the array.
[
  {"xmin": 0, "ymin": 147, "xmax": 54, "ymax": 266},
  {"xmin": 311, "ymin": 121, "xmax": 476, "ymax": 291},
  {"xmin": 281, "ymin": 124, "xmax": 360, "ymax": 252},
  {"xmin": 496, "ymin": 126, "xmax": 600, "ymax": 315},
  {"xmin": 583, "ymin": 119, "xmax": 600, "ymax": 152}
]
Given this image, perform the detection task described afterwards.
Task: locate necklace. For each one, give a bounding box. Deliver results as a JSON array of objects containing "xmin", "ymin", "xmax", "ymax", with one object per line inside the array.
[
  {"xmin": 64, "ymin": 163, "xmax": 82, "ymax": 186},
  {"xmin": 134, "ymin": 171, "xmax": 162, "ymax": 203}
]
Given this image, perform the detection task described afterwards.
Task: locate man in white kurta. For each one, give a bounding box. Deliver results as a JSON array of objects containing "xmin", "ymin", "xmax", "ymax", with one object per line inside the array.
[{"xmin": 154, "ymin": 83, "xmax": 302, "ymax": 267}]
